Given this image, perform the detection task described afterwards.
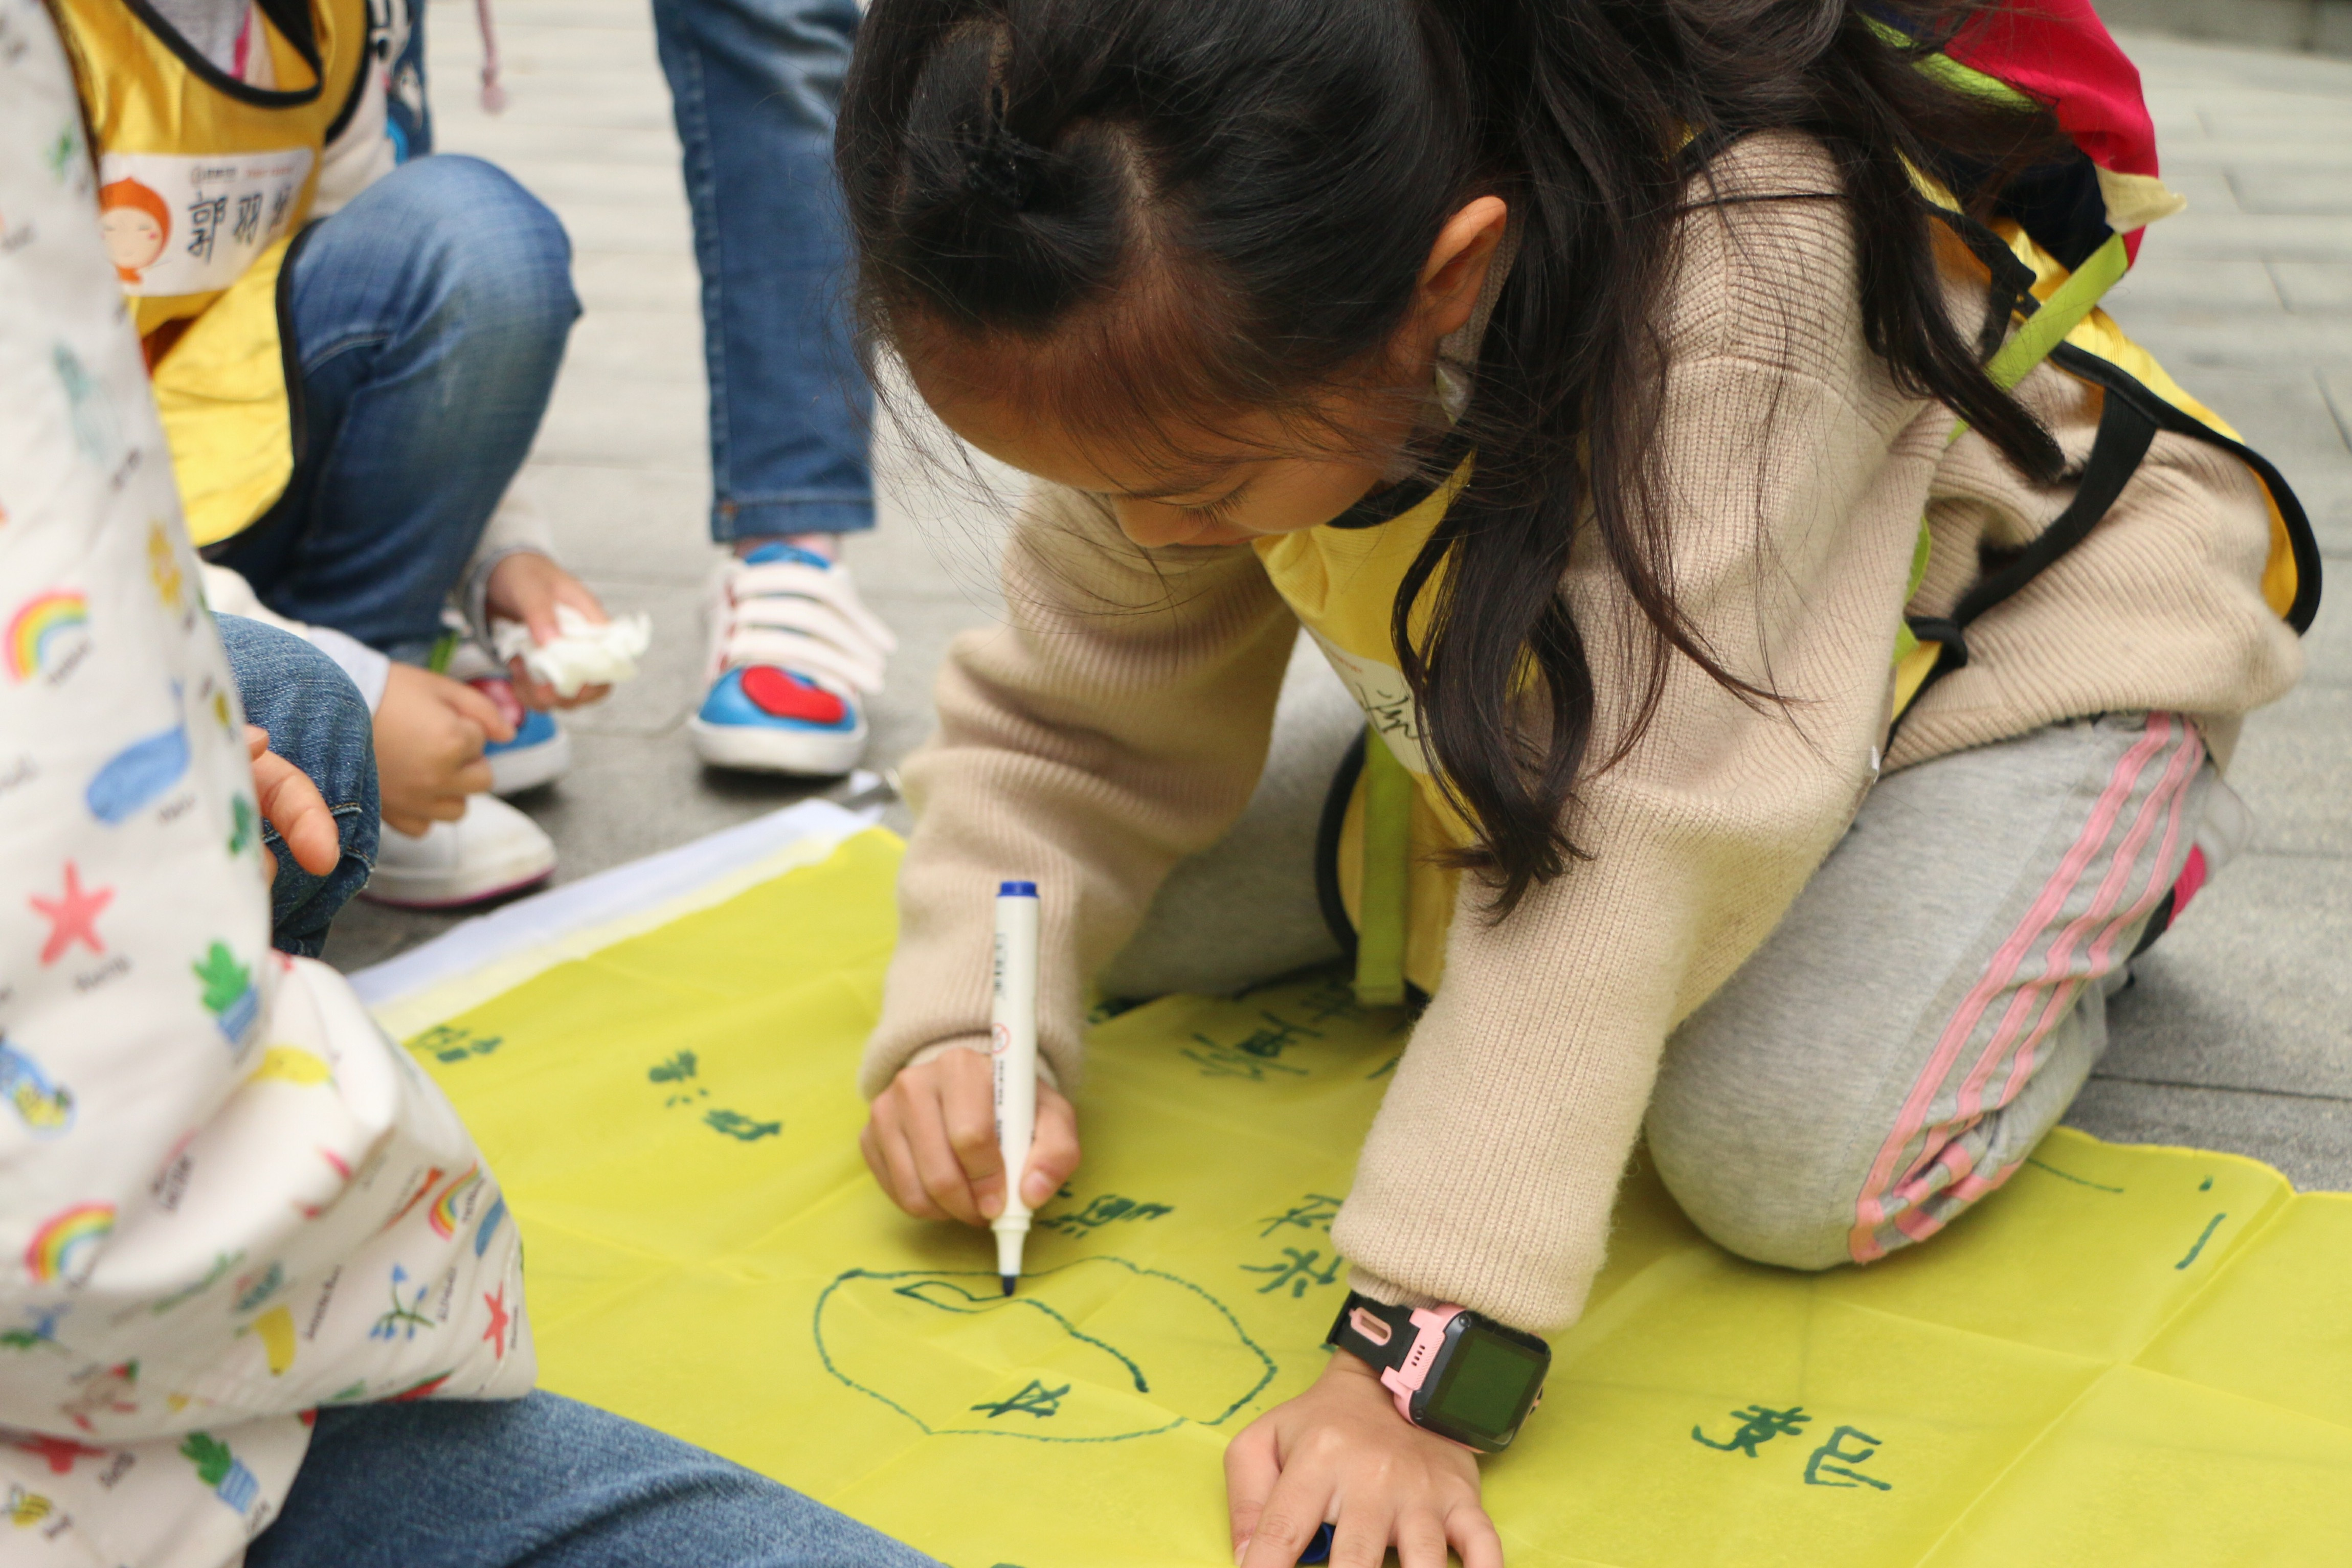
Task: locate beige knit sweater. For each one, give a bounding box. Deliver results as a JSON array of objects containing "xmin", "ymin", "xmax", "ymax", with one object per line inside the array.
[{"xmin": 860, "ymin": 133, "xmax": 2303, "ymax": 1333}]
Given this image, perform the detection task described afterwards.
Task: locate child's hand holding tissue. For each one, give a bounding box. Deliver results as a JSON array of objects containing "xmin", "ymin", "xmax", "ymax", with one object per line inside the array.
[{"xmin": 483, "ymin": 552, "xmax": 654, "ymax": 708}]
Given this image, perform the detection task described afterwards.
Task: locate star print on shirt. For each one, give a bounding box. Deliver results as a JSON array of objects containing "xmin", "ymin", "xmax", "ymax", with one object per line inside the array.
[
  {"xmin": 481, "ymin": 1286, "xmax": 510, "ymax": 1359},
  {"xmin": 11, "ymin": 1434, "xmax": 109, "ymax": 1474},
  {"xmin": 30, "ymin": 860, "xmax": 111, "ymax": 964}
]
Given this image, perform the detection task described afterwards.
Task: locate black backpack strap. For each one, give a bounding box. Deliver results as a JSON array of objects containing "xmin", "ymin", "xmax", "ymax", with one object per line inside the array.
[
  {"xmin": 1891, "ymin": 347, "xmax": 2324, "ymax": 741},
  {"xmin": 1893, "ymin": 387, "xmax": 2156, "ymax": 720},
  {"xmin": 1929, "ymin": 207, "xmax": 2044, "ymax": 359},
  {"xmin": 2048, "ymin": 343, "xmax": 2323, "ymax": 633}
]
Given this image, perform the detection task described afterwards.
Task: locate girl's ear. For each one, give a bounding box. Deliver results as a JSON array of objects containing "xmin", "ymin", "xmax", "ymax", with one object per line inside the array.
[{"xmin": 1414, "ymin": 196, "xmax": 1511, "ymax": 340}]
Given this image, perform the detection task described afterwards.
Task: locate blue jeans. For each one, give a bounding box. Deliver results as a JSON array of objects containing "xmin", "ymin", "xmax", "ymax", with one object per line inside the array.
[
  {"xmin": 245, "ymin": 1392, "xmax": 944, "ymax": 1567},
  {"xmin": 215, "ymin": 615, "xmax": 381, "ymax": 956},
  {"xmin": 213, "ymin": 155, "xmax": 579, "ymax": 655},
  {"xmin": 651, "ymin": 0, "xmax": 872, "ymax": 542}
]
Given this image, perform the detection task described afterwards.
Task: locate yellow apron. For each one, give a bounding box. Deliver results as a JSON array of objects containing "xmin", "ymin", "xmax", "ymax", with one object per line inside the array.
[
  {"xmin": 58, "ymin": 0, "xmax": 368, "ymax": 546},
  {"xmin": 1254, "ymin": 464, "xmax": 1477, "ymax": 1003}
]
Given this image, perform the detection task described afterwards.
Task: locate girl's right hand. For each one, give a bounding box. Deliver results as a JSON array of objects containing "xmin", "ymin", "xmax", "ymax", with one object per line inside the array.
[
  {"xmin": 861, "ymin": 1047, "xmax": 1081, "ymax": 1226},
  {"xmin": 373, "ymin": 663, "xmax": 511, "ymax": 835}
]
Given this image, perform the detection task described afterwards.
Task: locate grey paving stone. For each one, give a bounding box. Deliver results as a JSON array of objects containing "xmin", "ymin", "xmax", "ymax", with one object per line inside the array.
[
  {"xmin": 500, "ymin": 160, "xmax": 698, "ymax": 208},
  {"xmin": 529, "ymin": 383, "xmax": 706, "ymax": 468},
  {"xmin": 2231, "ymin": 165, "xmax": 2352, "ymax": 214},
  {"xmin": 2294, "ymin": 556, "xmax": 2352, "ymax": 682},
  {"xmin": 2063, "ymin": 1078, "xmax": 2352, "ymax": 1191},
  {"xmin": 2101, "ymin": 849, "xmax": 2352, "ymax": 1099},
  {"xmin": 2163, "ymin": 138, "xmax": 2352, "ymax": 171},
  {"xmin": 551, "ymin": 307, "xmax": 706, "ymax": 387},
  {"xmin": 2141, "ymin": 209, "xmax": 2352, "ymax": 261},
  {"xmin": 567, "ymin": 254, "xmax": 700, "ymax": 315},
  {"xmin": 2226, "ymin": 685, "xmax": 2352, "ymax": 855},
  {"xmin": 2102, "ymin": 257, "xmax": 2283, "ymax": 312},
  {"xmin": 2110, "ymin": 312, "xmax": 2352, "ymax": 368},
  {"xmin": 530, "ymin": 196, "xmax": 696, "ymax": 256},
  {"xmin": 531, "ymin": 463, "xmax": 710, "ymax": 585},
  {"xmin": 2271, "ymin": 259, "xmax": 2352, "ymax": 310}
]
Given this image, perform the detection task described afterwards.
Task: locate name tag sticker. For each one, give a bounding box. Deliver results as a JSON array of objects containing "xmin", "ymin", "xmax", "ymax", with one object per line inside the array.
[{"xmin": 97, "ymin": 147, "xmax": 313, "ymax": 296}]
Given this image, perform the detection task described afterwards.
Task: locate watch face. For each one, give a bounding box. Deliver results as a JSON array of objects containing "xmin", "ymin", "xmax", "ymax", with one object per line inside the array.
[{"xmin": 1422, "ymin": 1326, "xmax": 1547, "ymax": 1447}]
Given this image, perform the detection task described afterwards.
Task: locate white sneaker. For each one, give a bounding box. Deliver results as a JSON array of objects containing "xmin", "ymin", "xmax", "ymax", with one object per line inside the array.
[
  {"xmin": 361, "ymin": 794, "xmax": 557, "ymax": 910},
  {"xmin": 687, "ymin": 543, "xmax": 895, "ymax": 776}
]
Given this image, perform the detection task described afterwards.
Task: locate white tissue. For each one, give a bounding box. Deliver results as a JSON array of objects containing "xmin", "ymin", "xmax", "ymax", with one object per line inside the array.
[{"xmin": 491, "ymin": 604, "xmax": 653, "ymax": 698}]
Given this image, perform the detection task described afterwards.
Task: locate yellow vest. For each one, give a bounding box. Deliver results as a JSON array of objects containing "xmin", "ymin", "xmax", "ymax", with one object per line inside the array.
[
  {"xmin": 59, "ymin": 0, "xmax": 368, "ymax": 547},
  {"xmin": 1255, "ymin": 464, "xmax": 1475, "ymax": 1001},
  {"xmin": 1259, "ymin": 216, "xmax": 2316, "ymax": 1008}
]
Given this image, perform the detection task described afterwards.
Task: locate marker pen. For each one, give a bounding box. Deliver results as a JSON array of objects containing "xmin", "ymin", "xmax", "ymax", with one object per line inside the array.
[{"xmin": 991, "ymin": 880, "xmax": 1040, "ymax": 1295}]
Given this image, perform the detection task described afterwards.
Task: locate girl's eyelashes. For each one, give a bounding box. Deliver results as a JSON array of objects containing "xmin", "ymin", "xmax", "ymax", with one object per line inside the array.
[{"xmin": 1183, "ymin": 482, "xmax": 1252, "ymax": 523}]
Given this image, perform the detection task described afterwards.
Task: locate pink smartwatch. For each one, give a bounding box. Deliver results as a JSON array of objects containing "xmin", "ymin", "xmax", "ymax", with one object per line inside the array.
[{"xmin": 1325, "ymin": 1291, "xmax": 1550, "ymax": 1453}]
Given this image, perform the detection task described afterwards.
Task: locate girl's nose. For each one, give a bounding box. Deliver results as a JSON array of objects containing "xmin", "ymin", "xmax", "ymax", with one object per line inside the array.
[{"xmin": 1111, "ymin": 499, "xmax": 1202, "ymax": 549}]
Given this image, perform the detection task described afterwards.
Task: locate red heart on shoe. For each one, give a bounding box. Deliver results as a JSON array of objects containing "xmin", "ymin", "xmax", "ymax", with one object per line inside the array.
[{"xmin": 741, "ymin": 665, "xmax": 847, "ymax": 725}]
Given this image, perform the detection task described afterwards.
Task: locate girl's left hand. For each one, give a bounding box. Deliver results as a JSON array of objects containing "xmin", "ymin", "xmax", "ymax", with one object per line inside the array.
[
  {"xmin": 245, "ymin": 726, "xmax": 341, "ymax": 886},
  {"xmin": 1226, "ymin": 1350, "xmax": 1504, "ymax": 1568},
  {"xmin": 483, "ymin": 551, "xmax": 614, "ymax": 709}
]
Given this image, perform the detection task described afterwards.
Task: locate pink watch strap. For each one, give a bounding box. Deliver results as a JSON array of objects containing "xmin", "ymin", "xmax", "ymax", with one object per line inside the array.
[{"xmin": 1375, "ymin": 1305, "xmax": 1464, "ymax": 1421}]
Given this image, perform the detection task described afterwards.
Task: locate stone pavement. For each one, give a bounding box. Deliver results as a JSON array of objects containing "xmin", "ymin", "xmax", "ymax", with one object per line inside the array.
[{"xmin": 322, "ymin": 4, "xmax": 2351, "ymax": 1189}]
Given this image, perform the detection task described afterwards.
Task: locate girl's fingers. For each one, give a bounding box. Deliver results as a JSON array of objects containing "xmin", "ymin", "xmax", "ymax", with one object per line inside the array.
[
  {"xmin": 1392, "ymin": 1509, "xmax": 1450, "ymax": 1568},
  {"xmin": 865, "ymin": 1100, "xmax": 945, "ymax": 1220},
  {"xmin": 1021, "ymin": 1085, "xmax": 1081, "ymax": 1209},
  {"xmin": 251, "ymin": 749, "xmax": 342, "ymax": 877},
  {"xmin": 244, "ymin": 725, "xmax": 270, "ymax": 759},
  {"xmin": 1448, "ymin": 1503, "xmax": 1505, "ymax": 1568},
  {"xmin": 553, "ymin": 578, "xmax": 610, "ymax": 623},
  {"xmin": 938, "ymin": 1055, "xmax": 1006, "ymax": 1219},
  {"xmin": 900, "ymin": 1076, "xmax": 985, "ymax": 1226},
  {"xmin": 1239, "ymin": 1466, "xmax": 1332, "ymax": 1568},
  {"xmin": 1330, "ymin": 1504, "xmax": 1398, "ymax": 1568},
  {"xmin": 1223, "ymin": 1421, "xmax": 1282, "ymax": 1562},
  {"xmin": 441, "ymin": 675, "xmax": 515, "ymax": 744}
]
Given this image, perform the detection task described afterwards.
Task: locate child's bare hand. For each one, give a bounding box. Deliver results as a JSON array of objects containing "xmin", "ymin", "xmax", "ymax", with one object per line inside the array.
[
  {"xmin": 861, "ymin": 1047, "xmax": 1081, "ymax": 1226},
  {"xmin": 484, "ymin": 551, "xmax": 613, "ymax": 709},
  {"xmin": 245, "ymin": 726, "xmax": 340, "ymax": 884},
  {"xmin": 374, "ymin": 663, "xmax": 511, "ymax": 835},
  {"xmin": 1227, "ymin": 1351, "xmax": 1503, "ymax": 1568}
]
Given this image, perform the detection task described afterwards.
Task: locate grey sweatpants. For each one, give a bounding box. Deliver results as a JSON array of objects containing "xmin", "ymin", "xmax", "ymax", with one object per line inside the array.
[{"xmin": 1103, "ymin": 641, "xmax": 2216, "ymax": 1271}]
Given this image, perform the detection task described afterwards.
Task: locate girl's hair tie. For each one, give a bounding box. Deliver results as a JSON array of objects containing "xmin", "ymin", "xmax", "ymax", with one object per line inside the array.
[{"xmin": 963, "ymin": 93, "xmax": 1049, "ymax": 211}]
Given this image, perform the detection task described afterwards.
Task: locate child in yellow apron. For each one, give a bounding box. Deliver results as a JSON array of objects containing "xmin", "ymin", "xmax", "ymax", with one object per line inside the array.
[
  {"xmin": 834, "ymin": 1, "xmax": 2317, "ymax": 1563},
  {"xmin": 54, "ymin": 0, "xmax": 624, "ymax": 918}
]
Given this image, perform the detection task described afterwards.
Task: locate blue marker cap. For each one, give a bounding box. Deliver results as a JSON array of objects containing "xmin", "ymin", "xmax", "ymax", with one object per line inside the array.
[
  {"xmin": 998, "ymin": 880, "xmax": 1038, "ymax": 897},
  {"xmin": 1296, "ymin": 1522, "xmax": 1334, "ymax": 1565}
]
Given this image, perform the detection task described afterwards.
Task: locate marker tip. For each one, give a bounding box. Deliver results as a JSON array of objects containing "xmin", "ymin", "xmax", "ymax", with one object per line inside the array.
[{"xmin": 1001, "ymin": 1274, "xmax": 1017, "ymax": 1297}]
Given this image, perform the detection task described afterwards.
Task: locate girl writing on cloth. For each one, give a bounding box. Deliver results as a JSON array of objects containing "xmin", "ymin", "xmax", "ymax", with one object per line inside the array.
[{"xmin": 844, "ymin": 0, "xmax": 2310, "ymax": 1563}]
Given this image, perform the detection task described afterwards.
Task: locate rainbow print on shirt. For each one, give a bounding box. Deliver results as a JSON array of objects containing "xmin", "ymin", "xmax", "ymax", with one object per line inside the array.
[
  {"xmin": 24, "ymin": 1202, "xmax": 113, "ymax": 1287},
  {"xmin": 6, "ymin": 591, "xmax": 89, "ymax": 684},
  {"xmin": 0, "ymin": 1038, "xmax": 74, "ymax": 1134},
  {"xmin": 428, "ymin": 1166, "xmax": 484, "ymax": 1240}
]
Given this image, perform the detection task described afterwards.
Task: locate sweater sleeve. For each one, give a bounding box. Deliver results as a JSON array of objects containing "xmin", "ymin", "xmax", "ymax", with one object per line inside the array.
[
  {"xmin": 1332, "ymin": 136, "xmax": 1951, "ymax": 1331},
  {"xmin": 859, "ymin": 486, "xmax": 1300, "ymax": 1096}
]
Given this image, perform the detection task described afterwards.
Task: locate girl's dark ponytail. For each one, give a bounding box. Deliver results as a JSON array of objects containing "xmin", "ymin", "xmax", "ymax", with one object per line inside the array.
[{"xmin": 842, "ymin": 0, "xmax": 2073, "ymax": 914}]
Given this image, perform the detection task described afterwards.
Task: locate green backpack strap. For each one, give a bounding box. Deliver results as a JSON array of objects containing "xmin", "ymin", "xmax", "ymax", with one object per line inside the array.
[
  {"xmin": 1893, "ymin": 223, "xmax": 2132, "ymax": 721},
  {"xmin": 1353, "ymin": 729, "xmax": 1414, "ymax": 1007}
]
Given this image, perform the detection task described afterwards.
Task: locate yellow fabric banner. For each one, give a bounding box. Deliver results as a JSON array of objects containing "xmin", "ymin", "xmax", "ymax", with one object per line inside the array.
[{"xmin": 404, "ymin": 828, "xmax": 2352, "ymax": 1567}]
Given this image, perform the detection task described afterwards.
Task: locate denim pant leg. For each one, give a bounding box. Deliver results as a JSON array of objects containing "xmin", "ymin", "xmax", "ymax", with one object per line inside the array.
[
  {"xmin": 651, "ymin": 0, "xmax": 872, "ymax": 542},
  {"xmin": 215, "ymin": 615, "xmax": 382, "ymax": 956},
  {"xmin": 245, "ymin": 1392, "xmax": 945, "ymax": 1568},
  {"xmin": 212, "ymin": 155, "xmax": 579, "ymax": 651}
]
